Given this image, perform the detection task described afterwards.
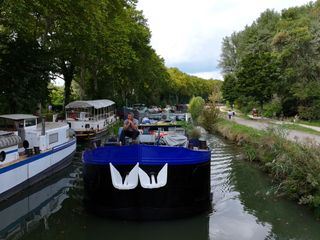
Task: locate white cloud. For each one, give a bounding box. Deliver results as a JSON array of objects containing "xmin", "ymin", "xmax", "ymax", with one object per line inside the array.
[
  {"xmin": 137, "ymin": 0, "xmax": 314, "ymax": 74},
  {"xmin": 190, "ymin": 71, "xmax": 222, "ymax": 80}
]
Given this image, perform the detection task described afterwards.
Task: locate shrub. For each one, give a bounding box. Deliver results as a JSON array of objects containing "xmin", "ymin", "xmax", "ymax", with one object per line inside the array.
[
  {"xmin": 189, "ymin": 128, "xmax": 201, "ymax": 139},
  {"xmin": 263, "ymin": 98, "xmax": 282, "ymax": 118},
  {"xmin": 298, "ymin": 100, "xmax": 320, "ymax": 120},
  {"xmin": 188, "ymin": 96, "xmax": 205, "ymax": 124},
  {"xmin": 199, "ymin": 104, "xmax": 220, "ymax": 133},
  {"xmin": 235, "ymin": 96, "xmax": 260, "ymax": 114}
]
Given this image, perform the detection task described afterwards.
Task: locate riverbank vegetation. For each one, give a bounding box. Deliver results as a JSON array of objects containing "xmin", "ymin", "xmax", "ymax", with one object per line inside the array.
[
  {"xmin": 189, "ymin": 89, "xmax": 221, "ymax": 133},
  {"xmin": 280, "ymin": 124, "xmax": 320, "ymax": 136},
  {"xmin": 216, "ymin": 119, "xmax": 320, "ymax": 215},
  {"xmin": 220, "ymin": 1, "xmax": 320, "ymax": 120},
  {"xmin": 0, "ymin": 0, "xmax": 220, "ymax": 114}
]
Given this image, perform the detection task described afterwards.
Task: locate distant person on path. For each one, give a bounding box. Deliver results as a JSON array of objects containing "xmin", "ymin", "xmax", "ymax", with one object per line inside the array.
[
  {"xmin": 120, "ymin": 112, "xmax": 140, "ymax": 144},
  {"xmin": 252, "ymin": 108, "xmax": 258, "ymax": 117},
  {"xmin": 227, "ymin": 110, "xmax": 233, "ymax": 120}
]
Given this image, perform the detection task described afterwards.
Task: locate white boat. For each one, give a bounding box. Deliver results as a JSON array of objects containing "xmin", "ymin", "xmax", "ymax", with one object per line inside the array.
[
  {"xmin": 0, "ymin": 114, "xmax": 76, "ymax": 201},
  {"xmin": 65, "ymin": 99, "xmax": 116, "ymax": 140}
]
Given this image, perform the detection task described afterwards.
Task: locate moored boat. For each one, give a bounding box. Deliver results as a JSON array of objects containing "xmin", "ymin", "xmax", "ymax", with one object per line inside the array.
[
  {"xmin": 65, "ymin": 99, "xmax": 116, "ymax": 140},
  {"xmin": 0, "ymin": 114, "xmax": 76, "ymax": 201},
  {"xmin": 83, "ymin": 122, "xmax": 211, "ymax": 220}
]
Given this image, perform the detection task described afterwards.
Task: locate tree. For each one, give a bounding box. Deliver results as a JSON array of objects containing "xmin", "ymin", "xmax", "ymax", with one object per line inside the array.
[
  {"xmin": 236, "ymin": 52, "xmax": 280, "ymax": 110},
  {"xmin": 0, "ymin": 36, "xmax": 52, "ymax": 113},
  {"xmin": 221, "ymin": 73, "xmax": 239, "ymax": 105},
  {"xmin": 219, "ymin": 3, "xmax": 320, "ymax": 118}
]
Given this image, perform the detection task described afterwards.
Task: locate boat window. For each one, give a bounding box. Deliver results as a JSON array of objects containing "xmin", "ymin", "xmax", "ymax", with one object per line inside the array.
[
  {"xmin": 0, "ymin": 119, "xmax": 17, "ymax": 131},
  {"xmin": 0, "ymin": 119, "xmax": 8, "ymax": 130},
  {"xmin": 25, "ymin": 118, "xmax": 36, "ymax": 127},
  {"xmin": 49, "ymin": 133, "xmax": 59, "ymax": 144},
  {"xmin": 67, "ymin": 110, "xmax": 80, "ymax": 119}
]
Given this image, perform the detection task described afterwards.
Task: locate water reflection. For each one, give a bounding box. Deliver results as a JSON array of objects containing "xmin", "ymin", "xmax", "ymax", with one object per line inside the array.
[
  {"xmin": 209, "ymin": 135, "xmax": 320, "ymax": 240},
  {"xmin": 0, "ymin": 167, "xmax": 75, "ymax": 240},
  {"xmin": 209, "ymin": 137, "xmax": 272, "ymax": 240},
  {"xmin": 231, "ymin": 150, "xmax": 320, "ymax": 240},
  {"xmin": 26, "ymin": 211, "xmax": 210, "ymax": 240}
]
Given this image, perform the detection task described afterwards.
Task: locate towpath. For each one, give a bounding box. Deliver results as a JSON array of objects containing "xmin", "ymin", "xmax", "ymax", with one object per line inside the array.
[{"xmin": 229, "ymin": 116, "xmax": 320, "ymax": 145}]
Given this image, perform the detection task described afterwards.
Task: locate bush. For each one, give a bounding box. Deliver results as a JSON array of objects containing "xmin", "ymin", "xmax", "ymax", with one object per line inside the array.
[
  {"xmin": 298, "ymin": 100, "xmax": 320, "ymax": 120},
  {"xmin": 263, "ymin": 98, "xmax": 282, "ymax": 118},
  {"xmin": 199, "ymin": 104, "xmax": 220, "ymax": 133},
  {"xmin": 235, "ymin": 96, "xmax": 260, "ymax": 114},
  {"xmin": 188, "ymin": 96, "xmax": 205, "ymax": 124}
]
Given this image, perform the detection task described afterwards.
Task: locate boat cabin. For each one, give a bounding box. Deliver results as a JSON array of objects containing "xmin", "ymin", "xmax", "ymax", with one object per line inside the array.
[
  {"xmin": 0, "ymin": 114, "xmax": 71, "ymax": 153},
  {"xmin": 65, "ymin": 99, "xmax": 116, "ymax": 138},
  {"xmin": 0, "ymin": 114, "xmax": 37, "ymax": 133}
]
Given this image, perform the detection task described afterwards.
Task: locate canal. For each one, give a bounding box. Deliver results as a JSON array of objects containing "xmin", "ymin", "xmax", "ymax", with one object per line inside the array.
[{"xmin": 0, "ymin": 135, "xmax": 319, "ymax": 240}]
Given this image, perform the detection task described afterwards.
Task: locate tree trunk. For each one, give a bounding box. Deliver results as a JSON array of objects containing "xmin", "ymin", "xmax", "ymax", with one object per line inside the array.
[
  {"xmin": 60, "ymin": 61, "xmax": 75, "ymax": 107},
  {"xmin": 64, "ymin": 76, "xmax": 72, "ymax": 106}
]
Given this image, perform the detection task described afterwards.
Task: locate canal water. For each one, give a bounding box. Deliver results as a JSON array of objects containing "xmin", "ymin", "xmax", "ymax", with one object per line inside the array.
[{"xmin": 1, "ymin": 135, "xmax": 320, "ymax": 240}]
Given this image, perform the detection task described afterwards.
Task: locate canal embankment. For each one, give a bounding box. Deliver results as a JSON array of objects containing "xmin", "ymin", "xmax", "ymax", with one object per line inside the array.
[{"xmin": 215, "ymin": 118, "xmax": 320, "ymax": 216}]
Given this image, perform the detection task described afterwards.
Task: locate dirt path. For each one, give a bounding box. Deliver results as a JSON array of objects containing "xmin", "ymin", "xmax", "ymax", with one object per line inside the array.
[{"xmin": 231, "ymin": 117, "xmax": 320, "ymax": 145}]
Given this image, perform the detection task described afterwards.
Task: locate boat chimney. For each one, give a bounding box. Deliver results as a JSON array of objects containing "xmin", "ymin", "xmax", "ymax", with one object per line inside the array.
[{"xmin": 41, "ymin": 116, "xmax": 46, "ymax": 136}]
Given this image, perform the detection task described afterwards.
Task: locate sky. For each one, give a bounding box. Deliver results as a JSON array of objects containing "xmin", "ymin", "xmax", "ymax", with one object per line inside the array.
[{"xmin": 137, "ymin": 0, "xmax": 314, "ymax": 80}]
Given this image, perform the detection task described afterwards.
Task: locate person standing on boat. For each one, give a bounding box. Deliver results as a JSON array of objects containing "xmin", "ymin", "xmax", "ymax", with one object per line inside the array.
[{"xmin": 120, "ymin": 112, "xmax": 140, "ymax": 144}]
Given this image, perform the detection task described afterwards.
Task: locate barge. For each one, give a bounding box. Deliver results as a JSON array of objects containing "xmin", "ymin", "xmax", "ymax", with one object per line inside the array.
[
  {"xmin": 65, "ymin": 99, "xmax": 116, "ymax": 140},
  {"xmin": 83, "ymin": 122, "xmax": 211, "ymax": 220}
]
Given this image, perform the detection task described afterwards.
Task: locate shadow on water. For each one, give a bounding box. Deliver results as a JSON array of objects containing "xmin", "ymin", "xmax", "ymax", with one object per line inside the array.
[{"xmin": 0, "ymin": 135, "xmax": 320, "ymax": 240}]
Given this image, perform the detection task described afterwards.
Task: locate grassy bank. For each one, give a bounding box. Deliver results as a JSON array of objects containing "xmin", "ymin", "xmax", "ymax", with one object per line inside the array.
[
  {"xmin": 298, "ymin": 120, "xmax": 320, "ymax": 128},
  {"xmin": 280, "ymin": 123, "xmax": 320, "ymax": 136},
  {"xmin": 215, "ymin": 119, "xmax": 320, "ymax": 215}
]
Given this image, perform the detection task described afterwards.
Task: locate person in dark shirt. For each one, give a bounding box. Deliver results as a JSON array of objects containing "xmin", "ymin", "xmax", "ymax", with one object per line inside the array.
[{"xmin": 120, "ymin": 112, "xmax": 140, "ymax": 144}]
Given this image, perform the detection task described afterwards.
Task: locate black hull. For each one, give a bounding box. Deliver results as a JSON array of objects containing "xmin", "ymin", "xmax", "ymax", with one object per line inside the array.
[
  {"xmin": 76, "ymin": 129, "xmax": 108, "ymax": 141},
  {"xmin": 0, "ymin": 150, "xmax": 75, "ymax": 203},
  {"xmin": 83, "ymin": 161, "xmax": 211, "ymax": 220}
]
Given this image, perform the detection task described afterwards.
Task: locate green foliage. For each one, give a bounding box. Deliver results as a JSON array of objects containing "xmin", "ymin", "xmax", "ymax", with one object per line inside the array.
[
  {"xmin": 236, "ymin": 52, "xmax": 280, "ymax": 108},
  {"xmin": 0, "ymin": 0, "xmax": 220, "ymax": 114},
  {"xmin": 263, "ymin": 97, "xmax": 282, "ymax": 118},
  {"xmin": 167, "ymin": 68, "xmax": 221, "ymax": 104},
  {"xmin": 220, "ymin": 3, "xmax": 320, "ymax": 120},
  {"xmin": 198, "ymin": 93, "xmax": 221, "ymax": 133},
  {"xmin": 188, "ymin": 96, "xmax": 205, "ymax": 124},
  {"xmin": 49, "ymin": 84, "xmax": 64, "ymax": 106},
  {"xmin": 178, "ymin": 120, "xmax": 194, "ymax": 133},
  {"xmin": 235, "ymin": 97, "xmax": 260, "ymax": 114},
  {"xmin": 298, "ymin": 100, "xmax": 320, "ymax": 120},
  {"xmin": 221, "ymin": 73, "xmax": 238, "ymax": 105},
  {"xmin": 0, "ymin": 36, "xmax": 52, "ymax": 113},
  {"xmin": 244, "ymin": 144, "xmax": 257, "ymax": 162}
]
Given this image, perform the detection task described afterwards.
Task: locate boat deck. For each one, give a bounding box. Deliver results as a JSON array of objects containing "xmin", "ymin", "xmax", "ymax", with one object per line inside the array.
[{"xmin": 0, "ymin": 155, "xmax": 28, "ymax": 169}]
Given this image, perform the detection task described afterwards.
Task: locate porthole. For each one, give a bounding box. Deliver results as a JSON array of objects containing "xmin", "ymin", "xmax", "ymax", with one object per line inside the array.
[
  {"xmin": 0, "ymin": 151, "xmax": 6, "ymax": 162},
  {"xmin": 23, "ymin": 140, "xmax": 29, "ymax": 149}
]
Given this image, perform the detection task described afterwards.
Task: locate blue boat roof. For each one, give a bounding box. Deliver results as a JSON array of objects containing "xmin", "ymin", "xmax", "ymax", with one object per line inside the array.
[{"xmin": 83, "ymin": 145, "xmax": 211, "ymax": 166}]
